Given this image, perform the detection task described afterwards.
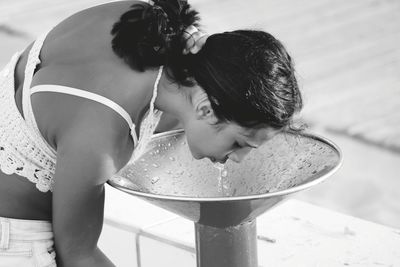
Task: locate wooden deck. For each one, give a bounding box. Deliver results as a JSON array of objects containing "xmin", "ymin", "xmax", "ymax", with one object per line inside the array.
[{"xmin": 1, "ymin": 0, "xmax": 399, "ymax": 227}]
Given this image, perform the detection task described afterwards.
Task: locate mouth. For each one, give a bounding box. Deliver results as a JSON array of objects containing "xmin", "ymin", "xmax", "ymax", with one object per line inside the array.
[{"xmin": 209, "ymin": 157, "xmax": 228, "ymax": 164}]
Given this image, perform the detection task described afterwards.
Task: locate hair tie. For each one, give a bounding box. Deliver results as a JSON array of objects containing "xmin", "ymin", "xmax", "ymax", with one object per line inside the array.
[
  {"xmin": 183, "ymin": 25, "xmax": 199, "ymax": 37},
  {"xmin": 183, "ymin": 25, "xmax": 208, "ymax": 54},
  {"xmin": 184, "ymin": 25, "xmax": 207, "ymax": 41}
]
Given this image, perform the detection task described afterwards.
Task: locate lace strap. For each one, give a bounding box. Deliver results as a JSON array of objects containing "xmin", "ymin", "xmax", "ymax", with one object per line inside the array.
[
  {"xmin": 139, "ymin": 66, "xmax": 163, "ymax": 142},
  {"xmin": 21, "ymin": 30, "xmax": 57, "ymax": 159},
  {"xmin": 22, "ymin": 31, "xmax": 49, "ymax": 123},
  {"xmin": 148, "ymin": 65, "xmax": 163, "ymax": 120},
  {"xmin": 128, "ymin": 66, "xmax": 164, "ymax": 162}
]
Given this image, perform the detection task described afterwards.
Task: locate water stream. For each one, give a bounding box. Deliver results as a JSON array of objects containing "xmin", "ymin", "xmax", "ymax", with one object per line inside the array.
[{"xmin": 213, "ymin": 163, "xmax": 229, "ymax": 196}]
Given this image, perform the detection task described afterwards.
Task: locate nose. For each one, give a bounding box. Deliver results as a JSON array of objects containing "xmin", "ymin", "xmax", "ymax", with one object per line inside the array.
[{"xmin": 227, "ymin": 147, "xmax": 252, "ymax": 163}]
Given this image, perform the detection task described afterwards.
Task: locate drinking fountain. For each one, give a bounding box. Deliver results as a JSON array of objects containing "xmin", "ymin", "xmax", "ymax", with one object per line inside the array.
[{"xmin": 108, "ymin": 129, "xmax": 342, "ymax": 267}]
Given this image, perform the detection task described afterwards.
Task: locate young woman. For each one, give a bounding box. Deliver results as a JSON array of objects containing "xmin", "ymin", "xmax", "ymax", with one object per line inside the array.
[{"xmin": 0, "ymin": 0, "xmax": 302, "ymax": 266}]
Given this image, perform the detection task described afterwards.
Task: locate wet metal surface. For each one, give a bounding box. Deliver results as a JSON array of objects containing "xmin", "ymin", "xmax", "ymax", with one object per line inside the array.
[
  {"xmin": 111, "ymin": 130, "xmax": 340, "ymax": 198},
  {"xmin": 108, "ymin": 130, "xmax": 341, "ymax": 226}
]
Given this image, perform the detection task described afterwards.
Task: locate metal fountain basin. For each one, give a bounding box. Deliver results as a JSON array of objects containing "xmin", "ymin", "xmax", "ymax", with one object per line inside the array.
[{"xmin": 109, "ymin": 129, "xmax": 342, "ymax": 227}]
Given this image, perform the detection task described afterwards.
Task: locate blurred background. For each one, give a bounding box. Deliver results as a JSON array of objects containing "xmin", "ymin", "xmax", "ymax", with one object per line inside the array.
[{"xmin": 1, "ymin": 0, "xmax": 399, "ymax": 228}]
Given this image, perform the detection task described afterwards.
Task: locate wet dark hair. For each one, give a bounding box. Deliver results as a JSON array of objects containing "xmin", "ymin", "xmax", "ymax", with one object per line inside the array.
[
  {"xmin": 188, "ymin": 31, "xmax": 303, "ymax": 130},
  {"xmin": 111, "ymin": 0, "xmax": 302, "ymax": 131}
]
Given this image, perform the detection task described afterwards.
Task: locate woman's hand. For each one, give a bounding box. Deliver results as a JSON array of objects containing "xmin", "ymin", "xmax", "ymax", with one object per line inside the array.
[{"xmin": 182, "ymin": 25, "xmax": 208, "ymax": 55}]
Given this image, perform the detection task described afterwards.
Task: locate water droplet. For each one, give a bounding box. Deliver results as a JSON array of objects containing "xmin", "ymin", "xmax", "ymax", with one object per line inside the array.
[
  {"xmin": 167, "ymin": 143, "xmax": 172, "ymax": 147},
  {"xmin": 221, "ymin": 170, "xmax": 228, "ymax": 177},
  {"xmin": 155, "ymin": 149, "xmax": 160, "ymax": 154},
  {"xmin": 152, "ymin": 163, "xmax": 159, "ymax": 168},
  {"xmin": 169, "ymin": 156, "xmax": 176, "ymax": 161},
  {"xmin": 151, "ymin": 176, "xmax": 160, "ymax": 184},
  {"xmin": 144, "ymin": 168, "xmax": 148, "ymax": 172}
]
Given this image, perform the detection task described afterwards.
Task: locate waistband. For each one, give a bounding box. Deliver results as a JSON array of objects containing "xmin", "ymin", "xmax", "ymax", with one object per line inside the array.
[{"xmin": 0, "ymin": 216, "xmax": 53, "ymax": 248}]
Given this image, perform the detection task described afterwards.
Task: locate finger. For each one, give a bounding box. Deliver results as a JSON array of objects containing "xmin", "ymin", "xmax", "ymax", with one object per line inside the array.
[
  {"xmin": 195, "ymin": 33, "xmax": 208, "ymax": 47},
  {"xmin": 182, "ymin": 25, "xmax": 198, "ymax": 48},
  {"xmin": 184, "ymin": 35, "xmax": 196, "ymax": 51},
  {"xmin": 183, "ymin": 25, "xmax": 199, "ymax": 37},
  {"xmin": 189, "ymin": 44, "xmax": 201, "ymax": 54},
  {"xmin": 188, "ymin": 33, "xmax": 208, "ymax": 54}
]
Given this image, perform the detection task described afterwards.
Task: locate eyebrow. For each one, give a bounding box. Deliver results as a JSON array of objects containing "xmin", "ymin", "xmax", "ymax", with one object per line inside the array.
[{"xmin": 242, "ymin": 131, "xmax": 254, "ymax": 138}]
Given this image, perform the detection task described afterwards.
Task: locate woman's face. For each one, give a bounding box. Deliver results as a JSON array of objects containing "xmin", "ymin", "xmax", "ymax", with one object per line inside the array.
[
  {"xmin": 184, "ymin": 120, "xmax": 279, "ymax": 163},
  {"xmin": 174, "ymin": 85, "xmax": 279, "ymax": 163}
]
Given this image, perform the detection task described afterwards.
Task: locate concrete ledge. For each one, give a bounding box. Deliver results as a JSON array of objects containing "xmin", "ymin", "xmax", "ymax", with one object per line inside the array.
[{"xmin": 101, "ymin": 185, "xmax": 400, "ymax": 267}]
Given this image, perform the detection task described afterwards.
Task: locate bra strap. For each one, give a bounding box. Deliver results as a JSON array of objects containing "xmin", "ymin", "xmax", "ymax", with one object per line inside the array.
[
  {"xmin": 31, "ymin": 86, "xmax": 134, "ymax": 128},
  {"xmin": 31, "ymin": 85, "xmax": 138, "ymax": 147}
]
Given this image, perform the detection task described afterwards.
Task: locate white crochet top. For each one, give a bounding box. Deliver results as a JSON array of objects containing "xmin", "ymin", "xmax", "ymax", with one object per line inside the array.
[{"xmin": 0, "ymin": 31, "xmax": 164, "ymax": 193}]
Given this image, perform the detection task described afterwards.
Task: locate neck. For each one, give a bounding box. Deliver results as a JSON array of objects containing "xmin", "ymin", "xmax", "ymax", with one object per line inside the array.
[{"xmin": 154, "ymin": 70, "xmax": 192, "ymax": 122}]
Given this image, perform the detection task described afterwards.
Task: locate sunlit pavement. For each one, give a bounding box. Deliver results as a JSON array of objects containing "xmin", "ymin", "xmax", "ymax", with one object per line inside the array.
[{"xmin": 1, "ymin": 0, "xmax": 399, "ymax": 228}]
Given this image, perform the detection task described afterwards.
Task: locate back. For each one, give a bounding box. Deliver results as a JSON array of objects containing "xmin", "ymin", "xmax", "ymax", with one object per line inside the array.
[{"xmin": 0, "ymin": 0, "xmax": 148, "ymax": 220}]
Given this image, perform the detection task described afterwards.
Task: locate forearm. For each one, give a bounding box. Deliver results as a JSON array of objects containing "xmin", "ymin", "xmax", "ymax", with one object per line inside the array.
[
  {"xmin": 57, "ymin": 247, "xmax": 115, "ymax": 267},
  {"xmin": 53, "ymin": 126, "xmax": 123, "ymax": 267}
]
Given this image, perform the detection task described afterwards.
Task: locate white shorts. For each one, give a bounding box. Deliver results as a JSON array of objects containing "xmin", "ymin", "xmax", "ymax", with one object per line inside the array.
[{"xmin": 0, "ymin": 216, "xmax": 56, "ymax": 267}]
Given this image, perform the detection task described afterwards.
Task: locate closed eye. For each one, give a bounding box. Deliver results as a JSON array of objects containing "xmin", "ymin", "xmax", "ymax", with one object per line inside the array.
[
  {"xmin": 246, "ymin": 143, "xmax": 259, "ymax": 149},
  {"xmin": 233, "ymin": 141, "xmax": 258, "ymax": 150}
]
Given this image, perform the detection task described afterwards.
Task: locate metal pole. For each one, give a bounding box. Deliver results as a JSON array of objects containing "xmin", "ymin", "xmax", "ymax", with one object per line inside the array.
[{"xmin": 195, "ymin": 220, "xmax": 258, "ymax": 267}]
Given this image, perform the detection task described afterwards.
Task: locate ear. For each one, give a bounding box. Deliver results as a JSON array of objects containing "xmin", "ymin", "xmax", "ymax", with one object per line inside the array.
[{"xmin": 193, "ymin": 91, "xmax": 218, "ymax": 124}]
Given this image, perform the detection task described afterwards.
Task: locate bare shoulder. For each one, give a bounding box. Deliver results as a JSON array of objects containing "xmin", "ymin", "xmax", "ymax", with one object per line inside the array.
[{"xmin": 33, "ymin": 88, "xmax": 135, "ymax": 178}]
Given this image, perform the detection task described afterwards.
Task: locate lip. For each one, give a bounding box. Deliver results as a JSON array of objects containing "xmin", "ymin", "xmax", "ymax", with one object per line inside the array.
[{"xmin": 209, "ymin": 157, "xmax": 228, "ymax": 164}]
